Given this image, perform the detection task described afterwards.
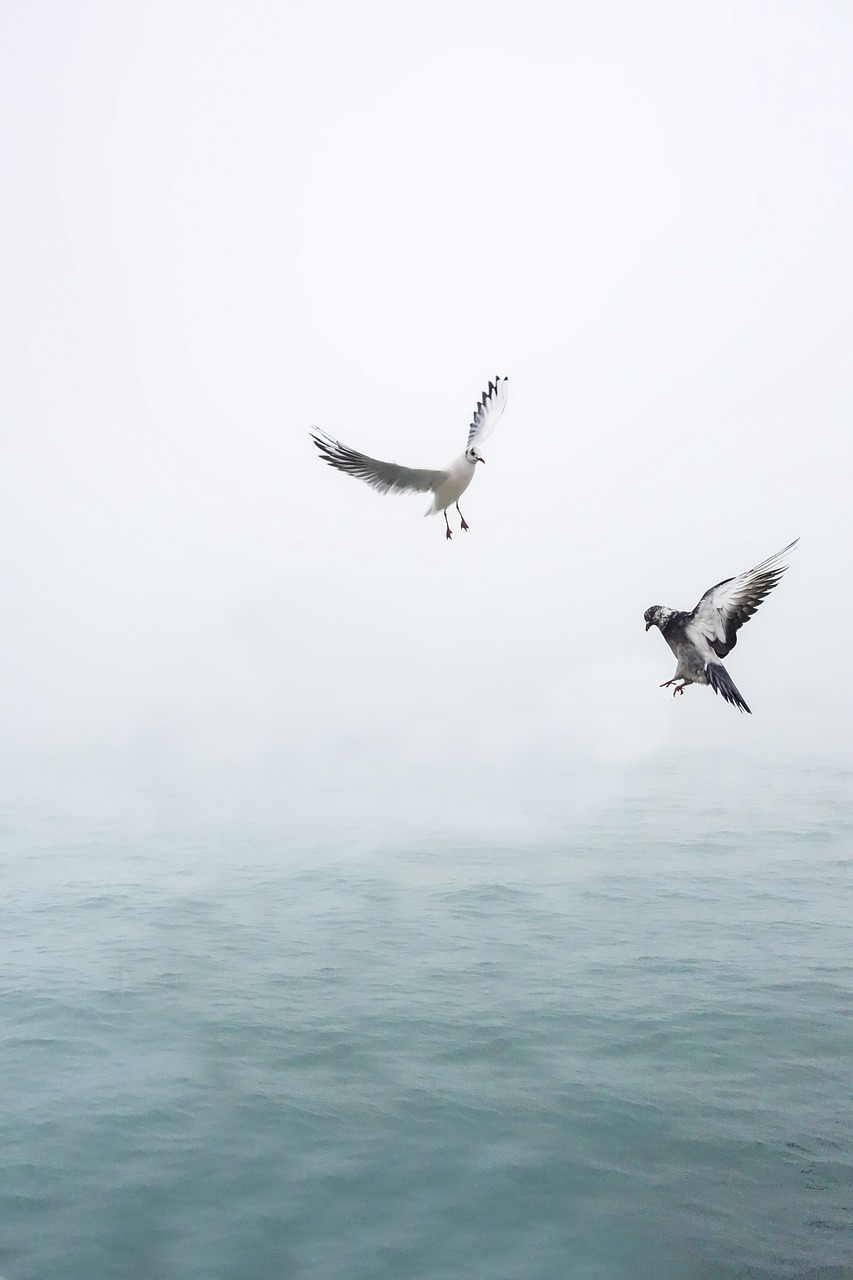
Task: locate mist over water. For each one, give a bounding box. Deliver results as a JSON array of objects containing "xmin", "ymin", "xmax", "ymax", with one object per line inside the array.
[
  {"xmin": 2, "ymin": 749, "xmax": 851, "ymax": 1279},
  {"xmin": 3, "ymin": 1, "xmax": 853, "ymax": 1276}
]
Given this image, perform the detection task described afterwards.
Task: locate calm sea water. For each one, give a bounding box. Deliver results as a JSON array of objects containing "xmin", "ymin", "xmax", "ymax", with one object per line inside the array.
[{"xmin": 1, "ymin": 751, "xmax": 851, "ymax": 1280}]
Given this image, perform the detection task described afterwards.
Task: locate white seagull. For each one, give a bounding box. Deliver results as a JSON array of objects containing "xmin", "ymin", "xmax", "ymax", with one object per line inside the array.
[
  {"xmin": 310, "ymin": 377, "xmax": 508, "ymax": 540},
  {"xmin": 644, "ymin": 540, "xmax": 798, "ymax": 714}
]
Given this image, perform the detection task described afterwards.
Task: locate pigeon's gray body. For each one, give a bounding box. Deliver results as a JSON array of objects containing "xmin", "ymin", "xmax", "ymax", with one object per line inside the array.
[
  {"xmin": 652, "ymin": 610, "xmax": 707, "ymax": 682},
  {"xmin": 644, "ymin": 541, "xmax": 798, "ymax": 713}
]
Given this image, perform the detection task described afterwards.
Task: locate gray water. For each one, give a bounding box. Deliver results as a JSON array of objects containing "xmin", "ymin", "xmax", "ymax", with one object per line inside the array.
[{"xmin": 2, "ymin": 751, "xmax": 851, "ymax": 1279}]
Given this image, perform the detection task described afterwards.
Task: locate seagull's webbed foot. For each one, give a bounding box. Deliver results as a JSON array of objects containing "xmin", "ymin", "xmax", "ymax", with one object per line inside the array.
[
  {"xmin": 455, "ymin": 502, "xmax": 469, "ymax": 532},
  {"xmin": 444, "ymin": 512, "xmax": 453, "ymax": 541}
]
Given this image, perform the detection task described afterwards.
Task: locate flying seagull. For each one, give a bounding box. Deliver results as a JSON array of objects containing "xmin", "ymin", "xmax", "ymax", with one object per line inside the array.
[
  {"xmin": 643, "ymin": 540, "xmax": 798, "ymax": 714},
  {"xmin": 310, "ymin": 377, "xmax": 508, "ymax": 540}
]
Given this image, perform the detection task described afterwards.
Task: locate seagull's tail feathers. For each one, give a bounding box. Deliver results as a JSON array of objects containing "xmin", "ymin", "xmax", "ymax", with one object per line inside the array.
[{"xmin": 706, "ymin": 662, "xmax": 751, "ymax": 714}]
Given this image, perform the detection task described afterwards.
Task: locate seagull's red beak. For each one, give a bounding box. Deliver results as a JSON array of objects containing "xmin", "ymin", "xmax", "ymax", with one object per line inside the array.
[{"xmin": 478, "ymin": 456, "xmax": 485, "ymax": 464}]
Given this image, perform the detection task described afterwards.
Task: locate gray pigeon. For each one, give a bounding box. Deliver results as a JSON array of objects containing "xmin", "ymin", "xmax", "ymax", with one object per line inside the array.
[{"xmin": 644, "ymin": 540, "xmax": 798, "ymax": 713}]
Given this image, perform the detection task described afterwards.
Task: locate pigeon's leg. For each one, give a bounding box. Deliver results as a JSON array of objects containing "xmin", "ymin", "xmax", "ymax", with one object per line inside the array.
[
  {"xmin": 659, "ymin": 678, "xmax": 678, "ymax": 688},
  {"xmin": 671, "ymin": 682, "xmax": 688, "ymax": 697},
  {"xmin": 444, "ymin": 511, "xmax": 453, "ymax": 541},
  {"xmin": 455, "ymin": 502, "xmax": 469, "ymax": 532}
]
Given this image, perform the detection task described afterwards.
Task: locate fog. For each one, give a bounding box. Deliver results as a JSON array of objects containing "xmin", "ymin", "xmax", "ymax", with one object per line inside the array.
[{"xmin": 2, "ymin": 0, "xmax": 852, "ymax": 797}]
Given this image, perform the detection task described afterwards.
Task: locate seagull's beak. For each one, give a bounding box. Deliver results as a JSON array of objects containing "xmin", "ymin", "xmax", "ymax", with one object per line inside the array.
[{"xmin": 478, "ymin": 455, "xmax": 485, "ymax": 464}]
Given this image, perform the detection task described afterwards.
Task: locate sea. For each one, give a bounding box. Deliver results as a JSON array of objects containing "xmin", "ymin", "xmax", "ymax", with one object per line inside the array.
[{"xmin": 1, "ymin": 747, "xmax": 851, "ymax": 1280}]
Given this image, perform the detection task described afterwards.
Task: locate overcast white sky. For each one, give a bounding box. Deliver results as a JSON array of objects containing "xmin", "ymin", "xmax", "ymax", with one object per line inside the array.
[{"xmin": 1, "ymin": 0, "xmax": 852, "ymax": 783}]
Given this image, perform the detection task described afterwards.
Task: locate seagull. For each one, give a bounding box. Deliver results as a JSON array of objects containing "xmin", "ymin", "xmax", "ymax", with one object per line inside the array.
[
  {"xmin": 310, "ymin": 377, "xmax": 508, "ymax": 540},
  {"xmin": 644, "ymin": 540, "xmax": 798, "ymax": 714}
]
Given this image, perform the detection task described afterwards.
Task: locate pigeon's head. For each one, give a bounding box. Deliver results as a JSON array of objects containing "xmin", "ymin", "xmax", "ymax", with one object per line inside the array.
[
  {"xmin": 644, "ymin": 606, "xmax": 665, "ymax": 632},
  {"xmin": 466, "ymin": 446, "xmax": 485, "ymax": 465}
]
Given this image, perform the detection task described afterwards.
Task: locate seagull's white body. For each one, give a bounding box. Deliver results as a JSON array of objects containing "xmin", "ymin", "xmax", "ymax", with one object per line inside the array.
[
  {"xmin": 428, "ymin": 453, "xmax": 478, "ymax": 517},
  {"xmin": 310, "ymin": 377, "xmax": 508, "ymax": 540}
]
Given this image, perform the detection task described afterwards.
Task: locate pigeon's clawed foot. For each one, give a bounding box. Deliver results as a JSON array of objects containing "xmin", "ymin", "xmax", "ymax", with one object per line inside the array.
[{"xmin": 660, "ymin": 678, "xmax": 687, "ymax": 696}]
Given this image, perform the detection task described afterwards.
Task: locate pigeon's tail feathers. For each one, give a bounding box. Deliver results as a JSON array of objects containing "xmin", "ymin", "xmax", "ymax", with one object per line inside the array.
[{"xmin": 706, "ymin": 662, "xmax": 751, "ymax": 714}]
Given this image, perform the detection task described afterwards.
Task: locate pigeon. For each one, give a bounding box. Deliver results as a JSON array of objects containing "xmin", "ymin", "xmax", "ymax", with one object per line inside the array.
[
  {"xmin": 644, "ymin": 540, "xmax": 798, "ymax": 713},
  {"xmin": 310, "ymin": 377, "xmax": 508, "ymax": 540}
]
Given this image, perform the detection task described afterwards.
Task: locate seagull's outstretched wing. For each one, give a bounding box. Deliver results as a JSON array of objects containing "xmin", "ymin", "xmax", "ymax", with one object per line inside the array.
[
  {"xmin": 684, "ymin": 540, "xmax": 798, "ymax": 660},
  {"xmin": 466, "ymin": 377, "xmax": 509, "ymax": 449},
  {"xmin": 310, "ymin": 430, "xmax": 445, "ymax": 496}
]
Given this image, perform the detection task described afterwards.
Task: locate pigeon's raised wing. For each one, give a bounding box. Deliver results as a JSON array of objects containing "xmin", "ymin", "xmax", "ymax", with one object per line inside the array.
[
  {"xmin": 310, "ymin": 430, "xmax": 444, "ymax": 496},
  {"xmin": 466, "ymin": 377, "xmax": 509, "ymax": 449},
  {"xmin": 684, "ymin": 540, "xmax": 798, "ymax": 660}
]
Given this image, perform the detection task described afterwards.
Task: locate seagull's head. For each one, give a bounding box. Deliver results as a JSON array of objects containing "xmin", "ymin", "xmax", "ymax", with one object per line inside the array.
[{"xmin": 466, "ymin": 446, "xmax": 485, "ymax": 465}]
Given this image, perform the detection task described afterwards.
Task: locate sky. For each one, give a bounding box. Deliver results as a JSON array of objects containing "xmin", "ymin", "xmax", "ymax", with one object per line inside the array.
[{"xmin": 1, "ymin": 0, "xmax": 852, "ymax": 787}]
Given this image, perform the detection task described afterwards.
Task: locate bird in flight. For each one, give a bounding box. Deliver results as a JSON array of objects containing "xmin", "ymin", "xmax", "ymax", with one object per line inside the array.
[
  {"xmin": 643, "ymin": 540, "xmax": 798, "ymax": 714},
  {"xmin": 310, "ymin": 376, "xmax": 508, "ymax": 540}
]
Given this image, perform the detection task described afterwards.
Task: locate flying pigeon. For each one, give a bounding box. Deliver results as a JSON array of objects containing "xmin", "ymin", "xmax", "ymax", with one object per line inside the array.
[
  {"xmin": 644, "ymin": 540, "xmax": 798, "ymax": 713},
  {"xmin": 310, "ymin": 377, "xmax": 508, "ymax": 540}
]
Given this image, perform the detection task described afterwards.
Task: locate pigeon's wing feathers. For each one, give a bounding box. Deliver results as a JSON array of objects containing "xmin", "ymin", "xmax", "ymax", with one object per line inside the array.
[
  {"xmin": 466, "ymin": 377, "xmax": 509, "ymax": 448},
  {"xmin": 685, "ymin": 540, "xmax": 798, "ymax": 659},
  {"xmin": 310, "ymin": 430, "xmax": 444, "ymax": 496}
]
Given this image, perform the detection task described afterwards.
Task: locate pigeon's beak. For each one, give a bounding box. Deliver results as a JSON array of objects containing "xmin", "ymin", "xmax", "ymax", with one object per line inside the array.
[{"xmin": 645, "ymin": 621, "xmax": 652, "ymax": 631}]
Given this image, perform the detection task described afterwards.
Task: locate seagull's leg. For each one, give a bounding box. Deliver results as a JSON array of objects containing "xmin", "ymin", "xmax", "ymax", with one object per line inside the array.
[
  {"xmin": 444, "ymin": 511, "xmax": 453, "ymax": 541},
  {"xmin": 455, "ymin": 502, "xmax": 469, "ymax": 532}
]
